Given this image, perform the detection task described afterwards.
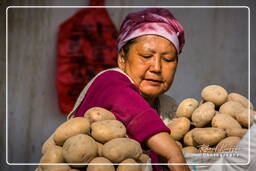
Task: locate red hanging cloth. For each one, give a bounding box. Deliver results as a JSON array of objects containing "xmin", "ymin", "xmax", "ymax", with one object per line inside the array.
[{"xmin": 56, "ymin": 0, "xmax": 118, "ymax": 114}]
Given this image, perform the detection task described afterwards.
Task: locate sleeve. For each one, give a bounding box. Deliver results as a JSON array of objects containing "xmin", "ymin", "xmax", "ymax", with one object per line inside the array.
[{"xmin": 75, "ymin": 70, "xmax": 170, "ymax": 146}]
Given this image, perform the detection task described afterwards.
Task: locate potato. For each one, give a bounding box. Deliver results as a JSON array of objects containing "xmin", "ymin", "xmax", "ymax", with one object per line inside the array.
[
  {"xmin": 167, "ymin": 117, "xmax": 190, "ymax": 140},
  {"xmin": 212, "ymin": 114, "xmax": 242, "ymax": 129},
  {"xmin": 84, "ymin": 107, "xmax": 116, "ymax": 123},
  {"xmin": 219, "ymin": 101, "xmax": 244, "ymax": 118},
  {"xmin": 191, "ymin": 102, "xmax": 215, "ymax": 127},
  {"xmin": 53, "ymin": 117, "xmax": 90, "ymax": 146},
  {"xmin": 117, "ymin": 158, "xmax": 141, "ymax": 171},
  {"xmin": 96, "ymin": 142, "xmax": 104, "ymax": 157},
  {"xmin": 42, "ymin": 165, "xmax": 71, "ymax": 171},
  {"xmin": 87, "ymin": 157, "xmax": 115, "ymax": 171},
  {"xmin": 215, "ymin": 136, "xmax": 240, "ymax": 152},
  {"xmin": 137, "ymin": 153, "xmax": 150, "ymax": 163},
  {"xmin": 192, "ymin": 128, "xmax": 226, "ymax": 146},
  {"xmin": 39, "ymin": 146, "xmax": 64, "ymax": 165},
  {"xmin": 102, "ymin": 138, "xmax": 142, "ymax": 163},
  {"xmin": 176, "ymin": 98, "xmax": 199, "ymax": 118},
  {"xmin": 235, "ymin": 108, "xmax": 253, "ymax": 128},
  {"xmin": 91, "ymin": 120, "xmax": 126, "ymax": 143},
  {"xmin": 62, "ymin": 134, "xmax": 97, "ymax": 164},
  {"xmin": 227, "ymin": 92, "xmax": 254, "ymax": 109},
  {"xmin": 183, "ymin": 128, "xmax": 199, "ymax": 147},
  {"xmin": 201, "ymin": 85, "xmax": 228, "ymax": 106},
  {"xmin": 182, "ymin": 146, "xmax": 199, "ymax": 154},
  {"xmin": 225, "ymin": 128, "xmax": 247, "ymax": 138},
  {"xmin": 176, "ymin": 141, "xmax": 183, "ymax": 149},
  {"xmin": 41, "ymin": 133, "xmax": 56, "ymax": 154}
]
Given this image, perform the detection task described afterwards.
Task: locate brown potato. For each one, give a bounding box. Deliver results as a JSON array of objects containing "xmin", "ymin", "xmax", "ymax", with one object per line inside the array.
[
  {"xmin": 167, "ymin": 117, "xmax": 190, "ymax": 140},
  {"xmin": 176, "ymin": 98, "xmax": 199, "ymax": 118},
  {"xmin": 212, "ymin": 114, "xmax": 242, "ymax": 129},
  {"xmin": 84, "ymin": 107, "xmax": 116, "ymax": 123},
  {"xmin": 176, "ymin": 141, "xmax": 183, "ymax": 149},
  {"xmin": 219, "ymin": 101, "xmax": 244, "ymax": 118},
  {"xmin": 137, "ymin": 153, "xmax": 150, "ymax": 163},
  {"xmin": 91, "ymin": 120, "xmax": 126, "ymax": 143},
  {"xmin": 42, "ymin": 165, "xmax": 71, "ymax": 171},
  {"xmin": 41, "ymin": 133, "xmax": 56, "ymax": 154},
  {"xmin": 227, "ymin": 92, "xmax": 254, "ymax": 109},
  {"xmin": 191, "ymin": 102, "xmax": 215, "ymax": 127},
  {"xmin": 116, "ymin": 158, "xmax": 141, "ymax": 171},
  {"xmin": 225, "ymin": 128, "xmax": 247, "ymax": 138},
  {"xmin": 182, "ymin": 146, "xmax": 199, "ymax": 153},
  {"xmin": 53, "ymin": 117, "xmax": 90, "ymax": 146},
  {"xmin": 102, "ymin": 138, "xmax": 142, "ymax": 163},
  {"xmin": 201, "ymin": 85, "xmax": 228, "ymax": 106},
  {"xmin": 192, "ymin": 128, "xmax": 226, "ymax": 146},
  {"xmin": 215, "ymin": 136, "xmax": 240, "ymax": 152},
  {"xmin": 87, "ymin": 157, "xmax": 115, "ymax": 171},
  {"xmin": 96, "ymin": 141, "xmax": 104, "ymax": 157},
  {"xmin": 235, "ymin": 108, "xmax": 253, "ymax": 128},
  {"xmin": 183, "ymin": 128, "xmax": 199, "ymax": 147},
  {"xmin": 62, "ymin": 134, "xmax": 97, "ymax": 164},
  {"xmin": 39, "ymin": 146, "xmax": 64, "ymax": 165}
]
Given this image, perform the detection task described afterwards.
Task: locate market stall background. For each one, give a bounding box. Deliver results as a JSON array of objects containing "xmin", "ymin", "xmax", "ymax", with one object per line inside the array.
[{"xmin": 0, "ymin": 0, "xmax": 256, "ymax": 171}]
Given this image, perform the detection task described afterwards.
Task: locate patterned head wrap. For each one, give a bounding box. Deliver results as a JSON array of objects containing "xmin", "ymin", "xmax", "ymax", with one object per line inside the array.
[{"xmin": 117, "ymin": 8, "xmax": 185, "ymax": 54}]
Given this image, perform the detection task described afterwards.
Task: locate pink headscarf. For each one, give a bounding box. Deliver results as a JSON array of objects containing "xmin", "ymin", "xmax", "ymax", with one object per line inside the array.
[{"xmin": 117, "ymin": 8, "xmax": 185, "ymax": 54}]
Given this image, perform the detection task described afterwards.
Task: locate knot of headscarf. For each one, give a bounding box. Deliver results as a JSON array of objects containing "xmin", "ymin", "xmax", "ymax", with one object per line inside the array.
[{"xmin": 117, "ymin": 8, "xmax": 185, "ymax": 54}]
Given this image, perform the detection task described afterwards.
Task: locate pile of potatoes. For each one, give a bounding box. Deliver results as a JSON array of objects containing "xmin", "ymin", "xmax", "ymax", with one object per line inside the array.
[
  {"xmin": 168, "ymin": 85, "xmax": 256, "ymax": 154},
  {"xmin": 36, "ymin": 107, "xmax": 149, "ymax": 171}
]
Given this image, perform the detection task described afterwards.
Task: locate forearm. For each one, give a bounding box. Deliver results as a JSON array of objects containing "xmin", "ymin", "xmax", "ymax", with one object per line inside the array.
[{"xmin": 146, "ymin": 132, "xmax": 190, "ymax": 171}]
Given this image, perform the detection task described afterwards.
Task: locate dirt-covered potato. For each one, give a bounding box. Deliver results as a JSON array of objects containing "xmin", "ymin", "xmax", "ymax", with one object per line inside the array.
[
  {"xmin": 86, "ymin": 157, "xmax": 115, "ymax": 171},
  {"xmin": 235, "ymin": 108, "xmax": 253, "ymax": 128},
  {"xmin": 91, "ymin": 120, "xmax": 126, "ymax": 143},
  {"xmin": 102, "ymin": 138, "xmax": 142, "ymax": 163},
  {"xmin": 225, "ymin": 128, "xmax": 247, "ymax": 138},
  {"xmin": 167, "ymin": 117, "xmax": 190, "ymax": 140},
  {"xmin": 191, "ymin": 102, "xmax": 215, "ymax": 128},
  {"xmin": 116, "ymin": 158, "xmax": 141, "ymax": 171},
  {"xmin": 227, "ymin": 92, "xmax": 254, "ymax": 109},
  {"xmin": 62, "ymin": 134, "xmax": 97, "ymax": 164},
  {"xmin": 42, "ymin": 165, "xmax": 71, "ymax": 171},
  {"xmin": 219, "ymin": 101, "xmax": 244, "ymax": 118},
  {"xmin": 183, "ymin": 128, "xmax": 199, "ymax": 147},
  {"xmin": 182, "ymin": 146, "xmax": 199, "ymax": 154},
  {"xmin": 96, "ymin": 141, "xmax": 104, "ymax": 157},
  {"xmin": 201, "ymin": 85, "xmax": 228, "ymax": 106},
  {"xmin": 212, "ymin": 114, "xmax": 242, "ymax": 129},
  {"xmin": 137, "ymin": 153, "xmax": 150, "ymax": 163},
  {"xmin": 176, "ymin": 98, "xmax": 199, "ymax": 118},
  {"xmin": 53, "ymin": 117, "xmax": 90, "ymax": 146},
  {"xmin": 41, "ymin": 133, "xmax": 56, "ymax": 154},
  {"xmin": 192, "ymin": 128, "xmax": 226, "ymax": 146},
  {"xmin": 84, "ymin": 107, "xmax": 116, "ymax": 123},
  {"xmin": 39, "ymin": 146, "xmax": 64, "ymax": 165},
  {"xmin": 216, "ymin": 136, "xmax": 240, "ymax": 152},
  {"xmin": 176, "ymin": 141, "xmax": 183, "ymax": 149}
]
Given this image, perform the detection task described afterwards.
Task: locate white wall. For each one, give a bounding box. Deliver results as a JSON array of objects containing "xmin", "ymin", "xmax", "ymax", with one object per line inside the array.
[{"xmin": 1, "ymin": 0, "xmax": 256, "ymax": 170}]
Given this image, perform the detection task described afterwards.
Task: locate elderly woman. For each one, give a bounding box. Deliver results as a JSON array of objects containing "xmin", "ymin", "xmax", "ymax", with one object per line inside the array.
[{"xmin": 69, "ymin": 8, "xmax": 190, "ymax": 171}]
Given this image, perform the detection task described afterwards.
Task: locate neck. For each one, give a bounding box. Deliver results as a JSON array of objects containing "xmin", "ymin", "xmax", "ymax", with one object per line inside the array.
[{"xmin": 142, "ymin": 95, "xmax": 156, "ymax": 107}]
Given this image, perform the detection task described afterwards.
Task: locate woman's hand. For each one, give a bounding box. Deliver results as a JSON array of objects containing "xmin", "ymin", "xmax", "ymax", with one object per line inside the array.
[{"xmin": 146, "ymin": 132, "xmax": 190, "ymax": 171}]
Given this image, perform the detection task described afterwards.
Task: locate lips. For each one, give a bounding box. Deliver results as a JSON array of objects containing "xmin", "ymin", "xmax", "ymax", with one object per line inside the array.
[{"xmin": 144, "ymin": 78, "xmax": 163, "ymax": 86}]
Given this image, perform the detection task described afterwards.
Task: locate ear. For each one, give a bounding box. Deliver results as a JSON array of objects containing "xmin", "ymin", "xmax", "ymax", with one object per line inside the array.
[{"xmin": 117, "ymin": 50, "xmax": 126, "ymax": 70}]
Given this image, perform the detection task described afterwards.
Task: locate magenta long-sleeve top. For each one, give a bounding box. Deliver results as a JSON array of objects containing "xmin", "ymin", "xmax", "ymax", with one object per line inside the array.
[{"xmin": 74, "ymin": 70, "xmax": 170, "ymax": 171}]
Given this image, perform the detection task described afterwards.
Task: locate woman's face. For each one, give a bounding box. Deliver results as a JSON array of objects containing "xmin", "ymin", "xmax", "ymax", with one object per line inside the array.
[{"xmin": 118, "ymin": 35, "xmax": 178, "ymax": 100}]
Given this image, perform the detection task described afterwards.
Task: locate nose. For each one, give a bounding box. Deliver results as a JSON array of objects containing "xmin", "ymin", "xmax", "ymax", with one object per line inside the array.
[{"xmin": 150, "ymin": 55, "xmax": 161, "ymax": 73}]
